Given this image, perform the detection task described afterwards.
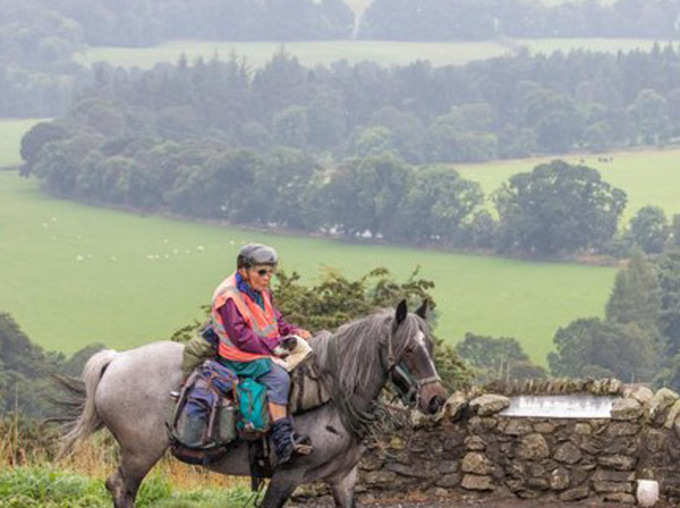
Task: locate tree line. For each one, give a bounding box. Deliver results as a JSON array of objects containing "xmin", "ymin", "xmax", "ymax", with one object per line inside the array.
[
  {"xmin": 23, "ymin": 46, "xmax": 680, "ymax": 161},
  {"xmin": 361, "ymin": 0, "xmax": 680, "ymax": 40}
]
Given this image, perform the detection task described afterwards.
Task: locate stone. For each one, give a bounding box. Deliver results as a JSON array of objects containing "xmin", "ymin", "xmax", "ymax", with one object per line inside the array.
[
  {"xmin": 461, "ymin": 452, "xmax": 494, "ymax": 475},
  {"xmin": 574, "ymin": 423, "xmax": 592, "ymax": 435},
  {"xmin": 533, "ymin": 422, "xmax": 556, "ymax": 434},
  {"xmin": 675, "ymin": 415, "xmax": 680, "ymax": 440},
  {"xmin": 550, "ymin": 467, "xmax": 570, "ymax": 490},
  {"xmin": 461, "ymin": 474, "xmax": 495, "ymax": 491},
  {"xmin": 385, "ymin": 462, "xmax": 431, "ymax": 479},
  {"xmin": 389, "ymin": 436, "xmax": 406, "ymax": 450},
  {"xmin": 598, "ymin": 455, "xmax": 636, "ymax": 471},
  {"xmin": 611, "ymin": 398, "xmax": 643, "ymax": 421},
  {"xmin": 643, "ymin": 428, "xmax": 667, "ymax": 453},
  {"xmin": 518, "ymin": 489, "xmax": 542, "ymax": 499},
  {"xmin": 559, "ymin": 486, "xmax": 590, "ymax": 501},
  {"xmin": 469, "ymin": 394, "xmax": 510, "ymax": 416},
  {"xmin": 604, "ymin": 492, "xmax": 636, "ymax": 504},
  {"xmin": 437, "ymin": 460, "xmax": 459, "ymax": 474},
  {"xmin": 442, "ymin": 391, "xmax": 468, "ymax": 422},
  {"xmin": 431, "ymin": 487, "xmax": 449, "ymax": 498},
  {"xmin": 592, "ymin": 481, "xmax": 633, "ymax": 493},
  {"xmin": 465, "ymin": 435, "xmax": 486, "ymax": 451},
  {"xmin": 364, "ymin": 470, "xmax": 398, "ymax": 486},
  {"xmin": 435, "ymin": 473, "xmax": 461, "ymax": 488},
  {"xmin": 645, "ymin": 387, "xmax": 679, "ymax": 426},
  {"xmin": 516, "ymin": 433, "xmax": 550, "ymax": 460},
  {"xmin": 604, "ymin": 437, "xmax": 637, "ymax": 455},
  {"xmin": 501, "ymin": 419, "xmax": 533, "ymax": 436},
  {"xmin": 664, "ymin": 399, "xmax": 680, "ymax": 429},
  {"xmin": 623, "ymin": 385, "xmax": 654, "ymax": 405},
  {"xmin": 576, "ymin": 436, "xmax": 602, "ymax": 455},
  {"xmin": 606, "ymin": 422, "xmax": 640, "ymax": 437},
  {"xmin": 555, "ymin": 442, "xmax": 582, "ymax": 464},
  {"xmin": 592, "ymin": 469, "xmax": 635, "ymax": 482},
  {"xmin": 527, "ymin": 477, "xmax": 549, "ymax": 490}
]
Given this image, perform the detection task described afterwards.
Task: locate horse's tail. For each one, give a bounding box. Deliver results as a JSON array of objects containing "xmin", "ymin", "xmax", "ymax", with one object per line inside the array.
[{"xmin": 57, "ymin": 349, "xmax": 118, "ymax": 458}]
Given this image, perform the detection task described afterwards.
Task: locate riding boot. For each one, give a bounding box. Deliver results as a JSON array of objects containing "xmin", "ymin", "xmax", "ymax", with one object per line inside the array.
[
  {"xmin": 290, "ymin": 418, "xmax": 313, "ymax": 456},
  {"xmin": 271, "ymin": 417, "xmax": 295, "ymax": 465}
]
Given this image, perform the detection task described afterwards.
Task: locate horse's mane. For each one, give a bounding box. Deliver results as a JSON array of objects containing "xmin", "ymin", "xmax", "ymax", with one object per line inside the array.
[{"xmin": 311, "ymin": 308, "xmax": 424, "ymax": 405}]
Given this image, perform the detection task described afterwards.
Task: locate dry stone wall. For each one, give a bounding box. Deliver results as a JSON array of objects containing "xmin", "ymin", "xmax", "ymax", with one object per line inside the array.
[{"xmin": 296, "ymin": 379, "xmax": 680, "ymax": 505}]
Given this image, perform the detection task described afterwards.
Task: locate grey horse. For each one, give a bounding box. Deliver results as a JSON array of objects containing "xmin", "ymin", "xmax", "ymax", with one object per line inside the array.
[{"xmin": 59, "ymin": 300, "xmax": 448, "ymax": 507}]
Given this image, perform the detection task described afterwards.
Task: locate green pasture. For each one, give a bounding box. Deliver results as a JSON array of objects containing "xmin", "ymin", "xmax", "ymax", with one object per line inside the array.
[
  {"xmin": 74, "ymin": 40, "xmax": 510, "ymax": 69},
  {"xmin": 0, "ymin": 119, "xmax": 46, "ymax": 168},
  {"xmin": 74, "ymin": 37, "xmax": 669, "ymax": 70},
  {"xmin": 0, "ymin": 171, "xmax": 615, "ymax": 366},
  {"xmin": 456, "ymin": 148, "xmax": 680, "ymax": 223}
]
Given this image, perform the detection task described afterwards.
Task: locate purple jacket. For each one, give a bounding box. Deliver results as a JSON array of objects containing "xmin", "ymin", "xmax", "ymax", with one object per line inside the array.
[{"xmin": 218, "ymin": 296, "xmax": 300, "ymax": 356}]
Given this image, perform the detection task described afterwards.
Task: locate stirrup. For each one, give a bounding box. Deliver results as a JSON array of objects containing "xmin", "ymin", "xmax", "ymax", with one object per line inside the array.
[{"xmin": 292, "ymin": 433, "xmax": 313, "ymax": 456}]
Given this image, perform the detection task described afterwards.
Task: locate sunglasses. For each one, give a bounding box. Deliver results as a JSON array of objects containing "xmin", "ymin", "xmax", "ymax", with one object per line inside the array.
[{"xmin": 255, "ymin": 267, "xmax": 275, "ymax": 277}]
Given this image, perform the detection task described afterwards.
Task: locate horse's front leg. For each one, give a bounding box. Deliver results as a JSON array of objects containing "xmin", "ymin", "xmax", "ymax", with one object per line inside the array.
[
  {"xmin": 261, "ymin": 469, "xmax": 303, "ymax": 508},
  {"xmin": 329, "ymin": 464, "xmax": 358, "ymax": 508}
]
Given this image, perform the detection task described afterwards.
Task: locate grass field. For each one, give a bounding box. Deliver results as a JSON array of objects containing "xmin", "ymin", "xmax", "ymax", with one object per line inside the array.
[
  {"xmin": 456, "ymin": 148, "xmax": 680, "ymax": 222},
  {"xmin": 0, "ymin": 171, "xmax": 616, "ymax": 366},
  {"xmin": 74, "ymin": 40, "xmax": 511, "ymax": 69},
  {"xmin": 0, "ymin": 119, "xmax": 46, "ymax": 167},
  {"xmin": 74, "ymin": 37, "xmax": 669, "ymax": 70}
]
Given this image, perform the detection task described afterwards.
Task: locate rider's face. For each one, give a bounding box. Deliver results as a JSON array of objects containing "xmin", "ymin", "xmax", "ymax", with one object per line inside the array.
[{"xmin": 245, "ymin": 265, "xmax": 275, "ymax": 291}]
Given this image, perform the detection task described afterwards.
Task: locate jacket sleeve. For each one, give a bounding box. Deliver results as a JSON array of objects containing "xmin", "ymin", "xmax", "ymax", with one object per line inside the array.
[
  {"xmin": 218, "ymin": 299, "xmax": 281, "ymax": 355},
  {"xmin": 269, "ymin": 291, "xmax": 302, "ymax": 337}
]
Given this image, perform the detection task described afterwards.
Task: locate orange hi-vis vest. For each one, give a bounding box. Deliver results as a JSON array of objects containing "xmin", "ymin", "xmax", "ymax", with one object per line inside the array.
[{"xmin": 211, "ymin": 272, "xmax": 279, "ymax": 362}]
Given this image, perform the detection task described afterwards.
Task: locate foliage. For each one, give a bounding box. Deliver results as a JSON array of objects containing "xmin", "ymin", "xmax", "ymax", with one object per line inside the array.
[
  {"xmin": 0, "ymin": 467, "xmax": 256, "ymax": 508},
  {"xmin": 548, "ymin": 317, "xmax": 659, "ymax": 382},
  {"xmin": 455, "ymin": 332, "xmax": 546, "ymax": 384},
  {"xmin": 628, "ymin": 205, "xmax": 670, "ymax": 254},
  {"xmin": 0, "ymin": 312, "xmax": 103, "ymax": 418},
  {"xmin": 549, "ymin": 250, "xmax": 680, "ymax": 387},
  {"xmin": 605, "ymin": 250, "xmax": 661, "ymax": 328},
  {"xmin": 493, "ymin": 160, "xmax": 626, "ymax": 256}
]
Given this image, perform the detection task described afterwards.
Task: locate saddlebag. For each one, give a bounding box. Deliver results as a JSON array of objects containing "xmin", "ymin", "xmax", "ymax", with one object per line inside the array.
[{"xmin": 167, "ymin": 359, "xmax": 239, "ymax": 464}]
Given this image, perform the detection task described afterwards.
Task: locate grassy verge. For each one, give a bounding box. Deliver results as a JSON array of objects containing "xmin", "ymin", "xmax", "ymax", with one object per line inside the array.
[{"xmin": 0, "ymin": 467, "xmax": 256, "ymax": 508}]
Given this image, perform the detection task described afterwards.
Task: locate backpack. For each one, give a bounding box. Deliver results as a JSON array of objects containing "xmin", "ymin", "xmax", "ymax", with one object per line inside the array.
[{"xmin": 235, "ymin": 377, "xmax": 270, "ymax": 439}]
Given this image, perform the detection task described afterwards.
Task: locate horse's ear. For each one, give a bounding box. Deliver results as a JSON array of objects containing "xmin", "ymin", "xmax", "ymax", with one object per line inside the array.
[
  {"xmin": 416, "ymin": 299, "xmax": 429, "ymax": 319},
  {"xmin": 395, "ymin": 299, "xmax": 408, "ymax": 326}
]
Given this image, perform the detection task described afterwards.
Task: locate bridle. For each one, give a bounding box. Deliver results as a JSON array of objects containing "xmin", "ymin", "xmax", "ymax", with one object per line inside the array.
[{"xmin": 382, "ymin": 326, "xmax": 441, "ymax": 408}]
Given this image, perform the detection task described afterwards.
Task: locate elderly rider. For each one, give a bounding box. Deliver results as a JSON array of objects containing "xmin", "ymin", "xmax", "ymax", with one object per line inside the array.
[{"xmin": 210, "ymin": 243, "xmax": 312, "ymax": 464}]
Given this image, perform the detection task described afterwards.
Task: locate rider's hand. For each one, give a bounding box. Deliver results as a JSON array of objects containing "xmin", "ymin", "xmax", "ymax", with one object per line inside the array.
[
  {"xmin": 280, "ymin": 336, "xmax": 299, "ymax": 351},
  {"xmin": 296, "ymin": 329, "xmax": 312, "ymax": 340}
]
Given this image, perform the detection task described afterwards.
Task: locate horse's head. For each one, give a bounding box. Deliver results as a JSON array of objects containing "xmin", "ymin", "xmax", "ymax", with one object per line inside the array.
[{"xmin": 386, "ymin": 299, "xmax": 448, "ymax": 415}]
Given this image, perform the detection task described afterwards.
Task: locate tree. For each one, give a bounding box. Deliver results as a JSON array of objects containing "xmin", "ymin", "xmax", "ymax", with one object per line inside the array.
[
  {"xmin": 605, "ymin": 250, "xmax": 661, "ymax": 329},
  {"xmin": 456, "ymin": 333, "xmax": 545, "ymax": 384},
  {"xmin": 323, "ymin": 152, "xmax": 412, "ymax": 239},
  {"xmin": 548, "ymin": 317, "xmax": 658, "ymax": 382},
  {"xmin": 397, "ymin": 165, "xmax": 483, "ymax": 244},
  {"xmin": 627, "ymin": 89, "xmax": 671, "ymax": 144},
  {"xmin": 20, "ymin": 122, "xmax": 69, "ymax": 176},
  {"xmin": 672, "ymin": 214, "xmax": 680, "ymax": 247},
  {"xmin": 628, "ymin": 205, "xmax": 669, "ymax": 254},
  {"xmin": 272, "ymin": 105, "xmax": 309, "ymax": 149},
  {"xmin": 493, "ymin": 160, "xmax": 627, "ymax": 256}
]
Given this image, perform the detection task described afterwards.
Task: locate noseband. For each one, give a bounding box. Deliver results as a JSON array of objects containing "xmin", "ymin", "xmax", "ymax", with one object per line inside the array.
[{"xmin": 382, "ymin": 327, "xmax": 441, "ymax": 408}]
